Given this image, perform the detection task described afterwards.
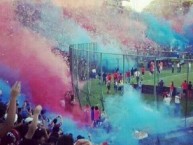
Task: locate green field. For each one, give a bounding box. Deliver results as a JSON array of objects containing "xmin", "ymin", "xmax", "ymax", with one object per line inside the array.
[{"xmin": 77, "ymin": 64, "xmax": 193, "ymax": 116}]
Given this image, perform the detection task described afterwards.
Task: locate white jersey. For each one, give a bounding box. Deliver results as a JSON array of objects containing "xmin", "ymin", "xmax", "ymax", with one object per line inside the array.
[
  {"xmin": 134, "ymin": 71, "xmax": 140, "ymax": 77},
  {"xmin": 163, "ymin": 97, "xmax": 172, "ymax": 106},
  {"xmin": 175, "ymin": 95, "xmax": 180, "ymax": 104}
]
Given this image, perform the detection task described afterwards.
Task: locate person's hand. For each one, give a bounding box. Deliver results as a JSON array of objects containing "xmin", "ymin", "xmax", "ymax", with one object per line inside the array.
[
  {"xmin": 75, "ymin": 139, "xmax": 92, "ymax": 145},
  {"xmin": 33, "ymin": 105, "xmax": 42, "ymax": 115},
  {"xmin": 10, "ymin": 81, "xmax": 21, "ymax": 99}
]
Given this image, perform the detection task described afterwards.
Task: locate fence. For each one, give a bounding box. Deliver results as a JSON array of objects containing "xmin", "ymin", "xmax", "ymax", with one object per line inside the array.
[{"xmin": 69, "ymin": 43, "xmax": 193, "ymax": 127}]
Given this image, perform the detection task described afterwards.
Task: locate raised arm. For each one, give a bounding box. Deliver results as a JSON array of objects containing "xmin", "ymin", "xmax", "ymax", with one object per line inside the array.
[
  {"xmin": 25, "ymin": 105, "xmax": 42, "ymax": 139},
  {"xmin": 0, "ymin": 81, "xmax": 21, "ymax": 137}
]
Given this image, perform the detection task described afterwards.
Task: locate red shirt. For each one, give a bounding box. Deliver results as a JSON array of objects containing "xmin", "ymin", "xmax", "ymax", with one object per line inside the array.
[
  {"xmin": 181, "ymin": 82, "xmax": 188, "ymax": 90},
  {"xmin": 107, "ymin": 74, "xmax": 112, "ymax": 81},
  {"xmin": 126, "ymin": 71, "xmax": 130, "ymax": 77},
  {"xmin": 170, "ymin": 84, "xmax": 174, "ymax": 91},
  {"xmin": 113, "ymin": 72, "xmax": 118, "ymax": 80},
  {"xmin": 141, "ymin": 67, "xmax": 145, "ymax": 73},
  {"xmin": 94, "ymin": 110, "xmax": 101, "ymax": 121}
]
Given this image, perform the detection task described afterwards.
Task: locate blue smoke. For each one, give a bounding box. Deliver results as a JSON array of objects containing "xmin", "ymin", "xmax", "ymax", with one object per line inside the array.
[
  {"xmin": 184, "ymin": 24, "xmax": 193, "ymax": 45},
  {"xmin": 141, "ymin": 13, "xmax": 188, "ymax": 50},
  {"xmin": 0, "ymin": 79, "xmax": 26, "ymax": 107},
  {"xmin": 0, "ymin": 64, "xmax": 32, "ymax": 106}
]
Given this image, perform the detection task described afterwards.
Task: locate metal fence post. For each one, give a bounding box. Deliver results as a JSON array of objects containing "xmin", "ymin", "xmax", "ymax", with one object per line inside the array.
[
  {"xmin": 154, "ymin": 56, "xmax": 158, "ymax": 110},
  {"xmin": 100, "ymin": 52, "xmax": 105, "ymax": 111}
]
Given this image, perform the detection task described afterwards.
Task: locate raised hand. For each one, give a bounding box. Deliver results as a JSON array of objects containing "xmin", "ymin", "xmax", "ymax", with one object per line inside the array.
[
  {"xmin": 10, "ymin": 81, "xmax": 21, "ymax": 99},
  {"xmin": 33, "ymin": 105, "xmax": 42, "ymax": 115}
]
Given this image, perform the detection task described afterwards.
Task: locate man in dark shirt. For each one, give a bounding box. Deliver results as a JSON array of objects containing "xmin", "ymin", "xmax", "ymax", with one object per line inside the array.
[
  {"xmin": 158, "ymin": 80, "xmax": 164, "ymax": 95},
  {"xmin": 188, "ymin": 81, "xmax": 192, "ymax": 98}
]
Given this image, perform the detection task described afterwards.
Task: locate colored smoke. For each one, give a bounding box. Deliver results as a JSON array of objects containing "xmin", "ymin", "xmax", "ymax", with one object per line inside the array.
[{"xmin": 0, "ymin": 1, "xmax": 82, "ymax": 119}]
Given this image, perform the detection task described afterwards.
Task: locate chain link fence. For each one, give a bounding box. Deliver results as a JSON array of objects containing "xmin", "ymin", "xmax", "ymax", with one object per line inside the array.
[{"xmin": 69, "ymin": 43, "xmax": 193, "ymax": 127}]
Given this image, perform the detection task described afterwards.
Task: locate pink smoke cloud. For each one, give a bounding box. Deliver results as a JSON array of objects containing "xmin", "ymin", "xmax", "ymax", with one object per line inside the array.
[{"xmin": 0, "ymin": 1, "xmax": 83, "ymax": 120}]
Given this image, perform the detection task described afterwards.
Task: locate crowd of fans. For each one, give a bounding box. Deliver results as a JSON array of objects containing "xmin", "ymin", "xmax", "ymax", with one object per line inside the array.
[{"xmin": 0, "ymin": 81, "xmax": 110, "ymax": 145}]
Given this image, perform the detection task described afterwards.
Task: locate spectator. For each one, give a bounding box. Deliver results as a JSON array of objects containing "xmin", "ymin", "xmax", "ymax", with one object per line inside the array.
[
  {"xmin": 56, "ymin": 134, "xmax": 74, "ymax": 145},
  {"xmin": 177, "ymin": 62, "xmax": 180, "ymax": 73},
  {"xmin": 91, "ymin": 106, "xmax": 94, "ymax": 122},
  {"xmin": 113, "ymin": 71, "xmax": 118, "ymax": 82},
  {"xmin": 160, "ymin": 61, "xmax": 163, "ymax": 71},
  {"xmin": 106, "ymin": 80, "xmax": 111, "ymax": 94},
  {"xmin": 131, "ymin": 67, "xmax": 134, "ymax": 77},
  {"xmin": 169, "ymin": 81, "xmax": 175, "ymax": 97},
  {"xmin": 188, "ymin": 62, "xmax": 191, "ymax": 71},
  {"xmin": 94, "ymin": 106, "xmax": 101, "ymax": 127},
  {"xmin": 141, "ymin": 66, "xmax": 145, "ymax": 76},
  {"xmin": 163, "ymin": 92, "xmax": 172, "ymax": 114},
  {"xmin": 158, "ymin": 80, "xmax": 164, "ymax": 95},
  {"xmin": 20, "ymin": 101, "xmax": 30, "ymax": 119},
  {"xmin": 150, "ymin": 61, "xmax": 154, "ymax": 75},
  {"xmin": 174, "ymin": 92, "xmax": 181, "ymax": 116},
  {"xmin": 118, "ymin": 73, "xmax": 123, "ymax": 82},
  {"xmin": 157, "ymin": 63, "xmax": 160, "ymax": 73},
  {"xmin": 126, "ymin": 70, "xmax": 131, "ymax": 83},
  {"xmin": 134, "ymin": 70, "xmax": 140, "ymax": 86},
  {"xmin": 171, "ymin": 63, "xmax": 174, "ymax": 73},
  {"xmin": 102, "ymin": 72, "xmax": 107, "ymax": 84},
  {"xmin": 83, "ymin": 104, "xmax": 91, "ymax": 126},
  {"xmin": 19, "ymin": 105, "xmax": 42, "ymax": 145},
  {"xmin": 106, "ymin": 74, "xmax": 111, "ymax": 82},
  {"xmin": 181, "ymin": 80, "xmax": 188, "ymax": 96},
  {"xmin": 188, "ymin": 81, "xmax": 192, "ymax": 98},
  {"xmin": 114, "ymin": 80, "xmax": 118, "ymax": 93},
  {"xmin": 91, "ymin": 67, "xmax": 97, "ymax": 79},
  {"xmin": 118, "ymin": 79, "xmax": 124, "ymax": 94}
]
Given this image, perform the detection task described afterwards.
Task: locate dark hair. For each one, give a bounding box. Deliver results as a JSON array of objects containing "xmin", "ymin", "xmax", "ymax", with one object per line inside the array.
[
  {"xmin": 48, "ymin": 136, "xmax": 58, "ymax": 144},
  {"xmin": 91, "ymin": 106, "xmax": 94, "ymax": 110},
  {"xmin": 52, "ymin": 125, "xmax": 60, "ymax": 133},
  {"xmin": 0, "ymin": 102, "xmax": 6, "ymax": 118},
  {"xmin": 57, "ymin": 135, "xmax": 74, "ymax": 145},
  {"xmin": 95, "ymin": 106, "xmax": 98, "ymax": 110},
  {"xmin": 53, "ymin": 118, "xmax": 58, "ymax": 124},
  {"xmin": 77, "ymin": 135, "xmax": 85, "ymax": 140},
  {"xmin": 33, "ymin": 128, "xmax": 46, "ymax": 140}
]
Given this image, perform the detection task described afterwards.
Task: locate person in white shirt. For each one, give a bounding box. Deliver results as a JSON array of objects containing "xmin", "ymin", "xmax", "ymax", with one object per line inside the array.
[
  {"xmin": 134, "ymin": 70, "xmax": 140, "ymax": 85},
  {"xmin": 163, "ymin": 93, "xmax": 172, "ymax": 114},
  {"xmin": 189, "ymin": 62, "xmax": 191, "ymax": 71},
  {"xmin": 174, "ymin": 92, "xmax": 181, "ymax": 116},
  {"xmin": 177, "ymin": 63, "xmax": 180, "ymax": 73},
  {"xmin": 163, "ymin": 93, "xmax": 172, "ymax": 106}
]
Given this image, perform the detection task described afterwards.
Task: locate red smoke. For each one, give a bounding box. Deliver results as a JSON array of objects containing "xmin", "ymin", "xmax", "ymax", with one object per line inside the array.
[{"xmin": 0, "ymin": 1, "xmax": 83, "ymax": 120}]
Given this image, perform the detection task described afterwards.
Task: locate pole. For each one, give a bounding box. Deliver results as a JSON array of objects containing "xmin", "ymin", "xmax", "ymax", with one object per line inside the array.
[
  {"xmin": 100, "ymin": 52, "xmax": 105, "ymax": 111},
  {"xmin": 154, "ymin": 56, "xmax": 158, "ymax": 110},
  {"xmin": 185, "ymin": 59, "xmax": 189, "ymax": 127},
  {"xmin": 123, "ymin": 55, "xmax": 125, "ymax": 94},
  {"xmin": 76, "ymin": 49, "xmax": 82, "ymax": 109}
]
